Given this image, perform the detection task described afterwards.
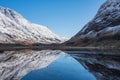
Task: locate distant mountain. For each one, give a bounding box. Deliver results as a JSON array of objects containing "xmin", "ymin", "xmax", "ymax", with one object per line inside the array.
[
  {"xmin": 66, "ymin": 0, "xmax": 120, "ymax": 47},
  {"xmin": 0, "ymin": 6, "xmax": 66, "ymax": 44}
]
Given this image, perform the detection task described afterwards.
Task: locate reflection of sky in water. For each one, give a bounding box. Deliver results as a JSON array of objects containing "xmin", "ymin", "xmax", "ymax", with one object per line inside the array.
[{"xmin": 21, "ymin": 54, "xmax": 96, "ymax": 80}]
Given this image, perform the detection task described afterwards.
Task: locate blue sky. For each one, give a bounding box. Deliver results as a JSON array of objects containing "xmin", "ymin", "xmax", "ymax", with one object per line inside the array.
[{"xmin": 0, "ymin": 0, "xmax": 106, "ymax": 38}]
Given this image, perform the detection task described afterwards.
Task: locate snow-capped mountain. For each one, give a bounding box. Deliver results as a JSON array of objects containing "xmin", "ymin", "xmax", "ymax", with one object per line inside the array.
[
  {"xmin": 0, "ymin": 6, "xmax": 65, "ymax": 44},
  {"xmin": 66, "ymin": 0, "xmax": 120, "ymax": 46}
]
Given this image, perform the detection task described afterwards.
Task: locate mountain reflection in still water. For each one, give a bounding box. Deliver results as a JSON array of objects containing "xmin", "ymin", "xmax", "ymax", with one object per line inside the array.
[
  {"xmin": 70, "ymin": 51, "xmax": 120, "ymax": 80},
  {"xmin": 0, "ymin": 50, "xmax": 120, "ymax": 80},
  {"xmin": 22, "ymin": 50, "xmax": 120, "ymax": 80},
  {"xmin": 21, "ymin": 53, "xmax": 96, "ymax": 80},
  {"xmin": 0, "ymin": 50, "xmax": 62, "ymax": 80}
]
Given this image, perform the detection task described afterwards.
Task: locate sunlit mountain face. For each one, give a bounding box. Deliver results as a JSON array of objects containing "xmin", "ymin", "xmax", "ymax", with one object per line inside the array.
[{"xmin": 0, "ymin": 6, "xmax": 66, "ymax": 44}]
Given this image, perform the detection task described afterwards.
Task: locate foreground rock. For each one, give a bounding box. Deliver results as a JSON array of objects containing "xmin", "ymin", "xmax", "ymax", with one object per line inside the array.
[{"xmin": 0, "ymin": 50, "xmax": 63, "ymax": 80}]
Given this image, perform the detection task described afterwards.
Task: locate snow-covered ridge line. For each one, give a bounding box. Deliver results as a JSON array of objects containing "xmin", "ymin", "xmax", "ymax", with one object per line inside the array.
[{"xmin": 0, "ymin": 6, "xmax": 66, "ymax": 44}]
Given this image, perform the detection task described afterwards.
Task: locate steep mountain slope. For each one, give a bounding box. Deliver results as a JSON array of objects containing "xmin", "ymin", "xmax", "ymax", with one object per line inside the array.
[
  {"xmin": 66, "ymin": 0, "xmax": 120, "ymax": 47},
  {"xmin": 0, "ymin": 6, "xmax": 65, "ymax": 44}
]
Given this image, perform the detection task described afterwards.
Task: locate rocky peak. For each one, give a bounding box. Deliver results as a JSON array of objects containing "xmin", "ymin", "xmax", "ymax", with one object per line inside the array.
[
  {"xmin": 75, "ymin": 0, "xmax": 120, "ymax": 37},
  {"xmin": 0, "ymin": 6, "xmax": 31, "ymax": 28},
  {"xmin": 66, "ymin": 0, "xmax": 120, "ymax": 47}
]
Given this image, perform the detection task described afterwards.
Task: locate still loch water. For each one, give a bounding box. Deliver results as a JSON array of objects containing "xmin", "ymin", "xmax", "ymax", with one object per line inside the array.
[
  {"xmin": 21, "ymin": 50, "xmax": 120, "ymax": 80},
  {"xmin": 21, "ymin": 53, "xmax": 95, "ymax": 80},
  {"xmin": 0, "ymin": 50, "xmax": 120, "ymax": 80}
]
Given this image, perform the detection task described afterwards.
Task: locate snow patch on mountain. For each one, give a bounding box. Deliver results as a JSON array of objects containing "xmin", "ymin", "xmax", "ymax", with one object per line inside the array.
[
  {"xmin": 77, "ymin": 25, "xmax": 120, "ymax": 39},
  {"xmin": 0, "ymin": 6, "xmax": 66, "ymax": 44}
]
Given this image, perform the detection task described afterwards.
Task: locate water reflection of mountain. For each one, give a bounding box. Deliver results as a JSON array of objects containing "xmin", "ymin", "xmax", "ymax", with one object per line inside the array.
[
  {"xmin": 0, "ymin": 50, "xmax": 62, "ymax": 80},
  {"xmin": 0, "ymin": 50, "xmax": 120, "ymax": 80},
  {"xmin": 71, "ymin": 53, "xmax": 120, "ymax": 80}
]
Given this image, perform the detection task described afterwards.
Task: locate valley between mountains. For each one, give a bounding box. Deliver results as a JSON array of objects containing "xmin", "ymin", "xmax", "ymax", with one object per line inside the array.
[{"xmin": 0, "ymin": 0, "xmax": 120, "ymax": 50}]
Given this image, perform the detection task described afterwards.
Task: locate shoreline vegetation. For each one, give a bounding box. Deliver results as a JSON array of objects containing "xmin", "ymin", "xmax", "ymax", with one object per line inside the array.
[{"xmin": 0, "ymin": 43, "xmax": 119, "ymax": 52}]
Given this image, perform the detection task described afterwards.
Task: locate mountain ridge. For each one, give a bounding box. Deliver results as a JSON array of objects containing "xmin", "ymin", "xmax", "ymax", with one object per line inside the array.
[
  {"xmin": 65, "ymin": 0, "xmax": 120, "ymax": 47},
  {"xmin": 0, "ymin": 6, "xmax": 66, "ymax": 44}
]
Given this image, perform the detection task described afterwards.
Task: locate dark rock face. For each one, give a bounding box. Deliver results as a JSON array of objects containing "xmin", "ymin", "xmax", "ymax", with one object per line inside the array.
[
  {"xmin": 76, "ymin": 0, "xmax": 120, "ymax": 36},
  {"xmin": 66, "ymin": 0, "xmax": 120, "ymax": 47}
]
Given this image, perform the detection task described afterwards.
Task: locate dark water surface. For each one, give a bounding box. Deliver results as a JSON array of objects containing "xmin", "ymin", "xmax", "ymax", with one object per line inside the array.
[{"xmin": 21, "ymin": 50, "xmax": 120, "ymax": 80}]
